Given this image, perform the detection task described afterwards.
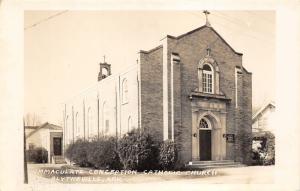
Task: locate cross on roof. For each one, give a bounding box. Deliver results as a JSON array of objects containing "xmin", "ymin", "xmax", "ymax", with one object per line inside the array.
[
  {"xmin": 203, "ymin": 10, "xmax": 211, "ymax": 27},
  {"xmin": 103, "ymin": 55, "xmax": 106, "ymax": 63}
]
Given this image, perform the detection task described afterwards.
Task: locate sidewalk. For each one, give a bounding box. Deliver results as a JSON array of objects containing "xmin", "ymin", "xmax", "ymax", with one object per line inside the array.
[{"xmin": 26, "ymin": 163, "xmax": 274, "ymax": 184}]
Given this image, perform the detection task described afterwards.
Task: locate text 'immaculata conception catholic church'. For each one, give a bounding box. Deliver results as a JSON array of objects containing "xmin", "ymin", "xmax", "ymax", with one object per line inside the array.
[{"xmin": 63, "ymin": 16, "xmax": 252, "ymax": 165}]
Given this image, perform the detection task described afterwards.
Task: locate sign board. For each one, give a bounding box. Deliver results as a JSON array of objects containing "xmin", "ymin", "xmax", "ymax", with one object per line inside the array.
[{"xmin": 223, "ymin": 134, "xmax": 235, "ymax": 143}]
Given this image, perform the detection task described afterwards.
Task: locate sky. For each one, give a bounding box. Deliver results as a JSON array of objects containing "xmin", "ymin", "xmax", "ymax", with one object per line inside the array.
[{"xmin": 24, "ymin": 11, "xmax": 275, "ymax": 126}]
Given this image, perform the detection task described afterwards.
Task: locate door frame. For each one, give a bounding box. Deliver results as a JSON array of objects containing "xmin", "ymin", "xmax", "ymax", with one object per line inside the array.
[{"xmin": 53, "ymin": 137, "xmax": 62, "ymax": 156}]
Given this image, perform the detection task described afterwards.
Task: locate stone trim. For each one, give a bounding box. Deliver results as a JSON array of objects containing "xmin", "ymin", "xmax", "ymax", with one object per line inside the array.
[{"xmin": 189, "ymin": 91, "xmax": 231, "ymax": 101}]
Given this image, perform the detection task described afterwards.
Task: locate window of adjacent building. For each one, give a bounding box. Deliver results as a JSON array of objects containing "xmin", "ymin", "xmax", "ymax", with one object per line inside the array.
[
  {"xmin": 122, "ymin": 78, "xmax": 128, "ymax": 104},
  {"xmin": 202, "ymin": 64, "xmax": 213, "ymax": 93},
  {"xmin": 29, "ymin": 143, "xmax": 35, "ymax": 150}
]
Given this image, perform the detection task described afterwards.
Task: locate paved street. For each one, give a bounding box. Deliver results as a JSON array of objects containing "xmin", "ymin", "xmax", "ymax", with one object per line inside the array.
[{"xmin": 26, "ymin": 163, "xmax": 274, "ymax": 184}]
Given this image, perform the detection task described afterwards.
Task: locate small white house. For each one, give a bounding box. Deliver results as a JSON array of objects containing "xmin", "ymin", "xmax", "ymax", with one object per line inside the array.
[
  {"xmin": 25, "ymin": 122, "xmax": 63, "ymax": 163},
  {"xmin": 252, "ymin": 101, "xmax": 276, "ymax": 135}
]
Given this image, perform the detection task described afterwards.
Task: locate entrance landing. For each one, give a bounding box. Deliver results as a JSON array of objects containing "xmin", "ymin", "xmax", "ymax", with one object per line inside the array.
[{"xmin": 186, "ymin": 160, "xmax": 245, "ymax": 170}]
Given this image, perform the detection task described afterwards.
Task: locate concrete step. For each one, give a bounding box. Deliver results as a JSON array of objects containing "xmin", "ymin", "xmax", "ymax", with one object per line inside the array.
[
  {"xmin": 189, "ymin": 162, "xmax": 243, "ymax": 167},
  {"xmin": 186, "ymin": 160, "xmax": 246, "ymax": 170},
  {"xmin": 55, "ymin": 160, "xmax": 66, "ymax": 163},
  {"xmin": 192, "ymin": 164, "xmax": 246, "ymax": 170},
  {"xmin": 52, "ymin": 156, "xmax": 67, "ymax": 164},
  {"xmin": 189, "ymin": 160, "xmax": 234, "ymax": 165}
]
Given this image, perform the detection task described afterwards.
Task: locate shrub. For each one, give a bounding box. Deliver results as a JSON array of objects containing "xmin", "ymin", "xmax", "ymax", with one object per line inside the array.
[
  {"xmin": 117, "ymin": 128, "xmax": 159, "ymax": 170},
  {"xmin": 26, "ymin": 147, "xmax": 48, "ymax": 163},
  {"xmin": 65, "ymin": 139, "xmax": 90, "ymax": 167},
  {"xmin": 87, "ymin": 136, "xmax": 122, "ymax": 169},
  {"xmin": 252, "ymin": 131, "xmax": 275, "ymax": 165},
  {"xmin": 159, "ymin": 140, "xmax": 178, "ymax": 170}
]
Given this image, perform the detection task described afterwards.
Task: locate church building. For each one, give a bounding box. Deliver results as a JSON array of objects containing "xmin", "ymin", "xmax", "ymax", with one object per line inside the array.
[{"xmin": 63, "ymin": 13, "xmax": 252, "ymax": 165}]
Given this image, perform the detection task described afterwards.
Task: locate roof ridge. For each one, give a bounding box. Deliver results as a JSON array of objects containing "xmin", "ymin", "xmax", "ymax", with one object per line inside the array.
[
  {"xmin": 252, "ymin": 101, "xmax": 276, "ymax": 120},
  {"xmin": 161, "ymin": 25, "xmax": 243, "ymax": 56},
  {"xmin": 25, "ymin": 122, "xmax": 62, "ymax": 139},
  {"xmin": 139, "ymin": 44, "xmax": 163, "ymax": 54}
]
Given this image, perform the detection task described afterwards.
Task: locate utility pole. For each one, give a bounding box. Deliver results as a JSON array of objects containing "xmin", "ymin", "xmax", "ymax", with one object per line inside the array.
[{"xmin": 23, "ymin": 119, "xmax": 28, "ymax": 184}]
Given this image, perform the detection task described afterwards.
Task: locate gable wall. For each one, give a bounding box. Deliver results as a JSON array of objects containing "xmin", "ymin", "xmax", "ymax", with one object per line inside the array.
[{"xmin": 165, "ymin": 27, "xmax": 251, "ymax": 163}]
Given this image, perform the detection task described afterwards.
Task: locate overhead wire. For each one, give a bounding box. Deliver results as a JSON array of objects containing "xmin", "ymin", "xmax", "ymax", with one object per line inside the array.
[
  {"xmin": 213, "ymin": 12, "xmax": 275, "ymax": 37},
  {"xmin": 24, "ymin": 10, "xmax": 68, "ymax": 30},
  {"xmin": 189, "ymin": 11, "xmax": 274, "ymax": 47}
]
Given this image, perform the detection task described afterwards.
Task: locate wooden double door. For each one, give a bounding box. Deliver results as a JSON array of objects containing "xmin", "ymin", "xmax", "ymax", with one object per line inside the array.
[{"xmin": 199, "ymin": 130, "xmax": 212, "ymax": 160}]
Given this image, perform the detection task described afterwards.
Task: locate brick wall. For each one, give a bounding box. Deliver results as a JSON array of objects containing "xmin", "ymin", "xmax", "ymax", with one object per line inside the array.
[{"xmin": 139, "ymin": 47, "xmax": 164, "ymax": 142}]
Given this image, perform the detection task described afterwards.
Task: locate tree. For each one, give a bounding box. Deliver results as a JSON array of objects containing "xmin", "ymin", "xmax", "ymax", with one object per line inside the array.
[
  {"xmin": 252, "ymin": 131, "xmax": 275, "ymax": 165},
  {"xmin": 117, "ymin": 128, "xmax": 159, "ymax": 170},
  {"xmin": 260, "ymin": 131, "xmax": 275, "ymax": 165},
  {"xmin": 24, "ymin": 112, "xmax": 42, "ymax": 126}
]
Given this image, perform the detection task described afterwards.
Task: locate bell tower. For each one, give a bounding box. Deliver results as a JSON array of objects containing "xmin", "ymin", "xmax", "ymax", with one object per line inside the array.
[{"xmin": 98, "ymin": 55, "xmax": 111, "ymax": 81}]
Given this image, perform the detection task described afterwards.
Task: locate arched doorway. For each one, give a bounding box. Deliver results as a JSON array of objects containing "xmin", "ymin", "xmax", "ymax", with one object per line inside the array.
[
  {"xmin": 199, "ymin": 117, "xmax": 212, "ymax": 160},
  {"xmin": 192, "ymin": 110, "xmax": 226, "ymax": 161}
]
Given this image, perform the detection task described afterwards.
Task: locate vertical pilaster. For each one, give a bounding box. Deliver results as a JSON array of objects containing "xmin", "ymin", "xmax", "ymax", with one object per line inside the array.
[
  {"xmin": 220, "ymin": 112, "xmax": 227, "ymax": 160},
  {"xmin": 162, "ymin": 38, "xmax": 169, "ymax": 140},
  {"xmin": 171, "ymin": 53, "xmax": 181, "ymax": 141},
  {"xmin": 191, "ymin": 111, "xmax": 199, "ymax": 160}
]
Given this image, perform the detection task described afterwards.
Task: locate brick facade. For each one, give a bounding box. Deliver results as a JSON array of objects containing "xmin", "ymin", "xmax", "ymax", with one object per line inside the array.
[{"xmin": 139, "ymin": 25, "xmax": 252, "ymax": 164}]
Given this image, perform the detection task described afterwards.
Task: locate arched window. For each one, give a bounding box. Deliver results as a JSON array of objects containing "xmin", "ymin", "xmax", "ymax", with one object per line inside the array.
[
  {"xmin": 202, "ymin": 64, "xmax": 214, "ymax": 93},
  {"xmin": 199, "ymin": 117, "xmax": 212, "ymax": 130},
  {"xmin": 122, "ymin": 79, "xmax": 128, "ymax": 103},
  {"xmin": 66, "ymin": 115, "xmax": 69, "ymax": 143},
  {"xmin": 75, "ymin": 112, "xmax": 79, "ymax": 136},
  {"xmin": 102, "ymin": 67, "xmax": 108, "ymax": 78},
  {"xmin": 102, "ymin": 102, "xmax": 109, "ymax": 134},
  {"xmin": 128, "ymin": 116, "xmax": 132, "ymax": 132},
  {"xmin": 87, "ymin": 107, "xmax": 92, "ymax": 138}
]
